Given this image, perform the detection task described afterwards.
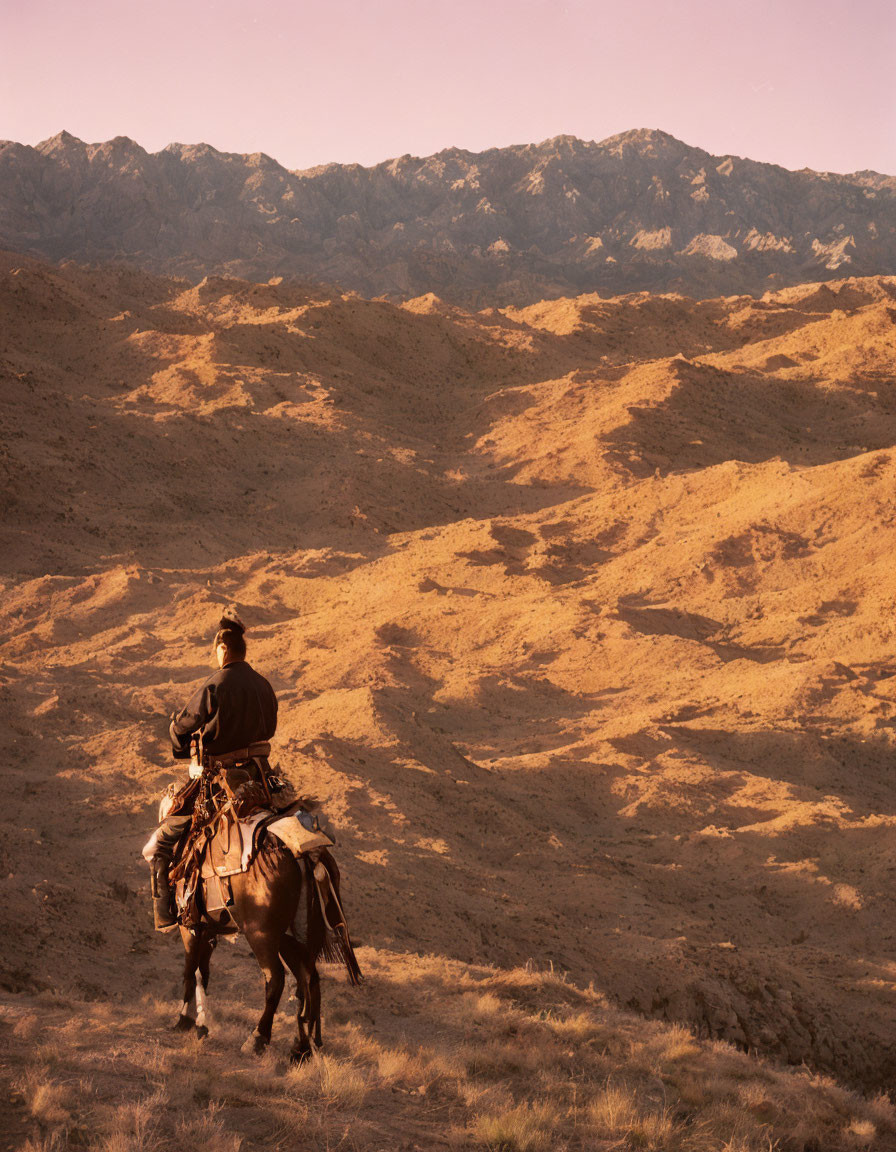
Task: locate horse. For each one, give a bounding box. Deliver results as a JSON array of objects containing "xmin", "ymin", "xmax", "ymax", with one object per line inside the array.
[{"xmin": 171, "ymin": 820, "xmax": 361, "ymax": 1065}]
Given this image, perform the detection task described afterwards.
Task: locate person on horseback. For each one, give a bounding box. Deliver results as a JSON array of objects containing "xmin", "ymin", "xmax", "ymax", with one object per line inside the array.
[{"xmin": 148, "ymin": 608, "xmax": 278, "ymax": 931}]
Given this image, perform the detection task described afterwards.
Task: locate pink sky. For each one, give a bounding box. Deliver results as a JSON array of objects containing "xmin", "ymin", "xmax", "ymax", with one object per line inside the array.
[{"xmin": 3, "ymin": 0, "xmax": 894, "ymax": 174}]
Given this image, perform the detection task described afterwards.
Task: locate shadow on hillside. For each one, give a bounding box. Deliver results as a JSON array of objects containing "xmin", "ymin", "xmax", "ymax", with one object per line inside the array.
[
  {"xmin": 2, "ymin": 373, "xmax": 595, "ymax": 576},
  {"xmin": 304, "ymin": 710, "xmax": 896, "ymax": 1090},
  {"xmin": 5, "ymin": 271, "xmax": 608, "ymax": 575},
  {"xmin": 298, "ymin": 638, "xmax": 896, "ymax": 1083},
  {"xmin": 615, "ymin": 595, "xmax": 786, "ymax": 664},
  {"xmin": 658, "ymin": 724, "xmax": 896, "ymax": 819},
  {"xmin": 602, "ymin": 361, "xmax": 896, "ymax": 479},
  {"xmin": 0, "ymin": 721, "xmax": 168, "ymax": 999}
]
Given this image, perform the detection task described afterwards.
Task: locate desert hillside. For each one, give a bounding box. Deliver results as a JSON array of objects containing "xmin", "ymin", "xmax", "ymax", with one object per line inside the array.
[
  {"xmin": 2, "ymin": 254, "xmax": 896, "ymax": 1146},
  {"xmin": 1, "ymin": 129, "xmax": 895, "ymax": 304}
]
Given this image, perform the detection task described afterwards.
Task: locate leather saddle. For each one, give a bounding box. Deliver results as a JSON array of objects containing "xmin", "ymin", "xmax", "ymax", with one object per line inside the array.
[{"xmin": 178, "ymin": 801, "xmax": 335, "ymax": 920}]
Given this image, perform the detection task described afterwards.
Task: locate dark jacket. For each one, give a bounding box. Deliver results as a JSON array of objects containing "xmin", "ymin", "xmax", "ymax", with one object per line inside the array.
[{"xmin": 169, "ymin": 660, "xmax": 278, "ymax": 758}]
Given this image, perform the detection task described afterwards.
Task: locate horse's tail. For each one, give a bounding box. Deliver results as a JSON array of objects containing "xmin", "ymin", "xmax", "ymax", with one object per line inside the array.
[{"xmin": 294, "ymin": 850, "xmax": 363, "ymax": 986}]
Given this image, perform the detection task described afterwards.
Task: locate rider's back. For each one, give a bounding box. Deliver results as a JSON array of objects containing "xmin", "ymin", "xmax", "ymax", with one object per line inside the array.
[{"xmin": 172, "ymin": 661, "xmax": 278, "ymax": 755}]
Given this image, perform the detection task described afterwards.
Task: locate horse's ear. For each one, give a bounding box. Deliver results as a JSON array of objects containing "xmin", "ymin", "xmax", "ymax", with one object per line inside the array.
[{"xmin": 219, "ymin": 607, "xmax": 246, "ymax": 635}]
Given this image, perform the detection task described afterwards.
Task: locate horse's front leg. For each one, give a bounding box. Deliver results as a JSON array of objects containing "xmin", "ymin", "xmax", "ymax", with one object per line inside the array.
[
  {"xmin": 193, "ymin": 933, "xmax": 216, "ymax": 1039},
  {"xmin": 175, "ymin": 927, "xmax": 201, "ymax": 1032},
  {"xmin": 243, "ymin": 929, "xmax": 285, "ymax": 1055}
]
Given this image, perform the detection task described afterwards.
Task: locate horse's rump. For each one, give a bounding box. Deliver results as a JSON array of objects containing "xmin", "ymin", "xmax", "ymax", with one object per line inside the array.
[{"xmin": 177, "ymin": 816, "xmax": 363, "ymax": 986}]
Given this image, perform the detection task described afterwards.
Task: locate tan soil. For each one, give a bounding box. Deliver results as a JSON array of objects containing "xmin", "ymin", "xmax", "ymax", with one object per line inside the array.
[{"xmin": 2, "ymin": 255, "xmax": 896, "ymax": 1096}]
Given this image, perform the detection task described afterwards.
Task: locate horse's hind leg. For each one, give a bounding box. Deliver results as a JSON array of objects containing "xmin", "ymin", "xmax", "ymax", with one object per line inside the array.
[
  {"xmin": 279, "ymin": 934, "xmax": 319, "ymax": 1064},
  {"xmin": 243, "ymin": 929, "xmax": 286, "ymax": 1055},
  {"xmin": 309, "ymin": 964, "xmax": 322, "ymax": 1048}
]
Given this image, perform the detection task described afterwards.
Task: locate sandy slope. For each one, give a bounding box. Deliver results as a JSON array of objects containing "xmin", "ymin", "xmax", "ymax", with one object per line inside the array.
[{"xmin": 2, "ymin": 255, "xmax": 896, "ymax": 1099}]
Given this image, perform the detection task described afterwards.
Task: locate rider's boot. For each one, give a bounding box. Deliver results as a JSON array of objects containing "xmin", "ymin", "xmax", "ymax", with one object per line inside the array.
[
  {"xmin": 148, "ymin": 815, "xmax": 191, "ymax": 931},
  {"xmin": 150, "ymin": 855, "xmax": 177, "ymax": 931}
]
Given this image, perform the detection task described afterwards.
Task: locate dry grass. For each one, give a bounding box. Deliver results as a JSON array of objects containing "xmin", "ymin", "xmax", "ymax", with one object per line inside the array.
[
  {"xmin": 587, "ymin": 1082, "xmax": 644, "ymax": 1131},
  {"xmin": 302, "ymin": 1054, "xmax": 370, "ymax": 1108},
  {"xmin": 95, "ymin": 1093, "xmax": 165, "ymax": 1152},
  {"xmin": 2, "ymin": 948, "xmax": 894, "ymax": 1152},
  {"xmin": 13, "ymin": 1013, "xmax": 41, "ymax": 1041},
  {"xmin": 586, "ymin": 1083, "xmax": 677, "ymax": 1150},
  {"xmin": 473, "ymin": 1099, "xmax": 560, "ymax": 1151},
  {"xmin": 14, "ymin": 1067, "xmax": 80, "ymax": 1128},
  {"xmin": 176, "ymin": 1103, "xmax": 244, "ymax": 1152},
  {"xmin": 18, "ymin": 1137, "xmax": 66, "ymax": 1152}
]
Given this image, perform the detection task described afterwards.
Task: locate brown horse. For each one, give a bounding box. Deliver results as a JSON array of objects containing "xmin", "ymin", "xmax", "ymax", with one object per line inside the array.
[{"xmin": 173, "ymin": 829, "xmax": 360, "ymax": 1064}]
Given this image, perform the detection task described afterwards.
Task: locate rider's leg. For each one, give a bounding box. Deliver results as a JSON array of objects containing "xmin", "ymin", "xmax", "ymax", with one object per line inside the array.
[{"xmin": 150, "ymin": 814, "xmax": 191, "ymax": 931}]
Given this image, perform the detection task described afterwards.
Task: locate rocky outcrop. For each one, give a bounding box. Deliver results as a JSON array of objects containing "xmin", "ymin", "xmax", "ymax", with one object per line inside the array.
[{"xmin": 1, "ymin": 127, "xmax": 894, "ymax": 305}]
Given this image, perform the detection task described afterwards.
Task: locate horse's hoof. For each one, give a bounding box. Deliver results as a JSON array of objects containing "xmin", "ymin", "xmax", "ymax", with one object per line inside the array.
[
  {"xmin": 173, "ymin": 1014, "xmax": 196, "ymax": 1032},
  {"xmin": 241, "ymin": 1032, "xmax": 269, "ymax": 1056},
  {"xmin": 289, "ymin": 1046, "xmax": 312, "ymax": 1066},
  {"xmin": 195, "ymin": 1024, "xmax": 209, "ymax": 1041}
]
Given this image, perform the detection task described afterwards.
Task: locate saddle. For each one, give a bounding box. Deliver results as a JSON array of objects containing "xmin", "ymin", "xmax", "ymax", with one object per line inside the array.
[{"xmin": 171, "ymin": 788, "xmax": 335, "ymax": 924}]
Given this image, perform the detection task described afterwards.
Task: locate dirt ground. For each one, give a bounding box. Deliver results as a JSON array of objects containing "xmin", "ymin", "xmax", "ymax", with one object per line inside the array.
[{"xmin": 2, "ymin": 256, "xmax": 896, "ymax": 1137}]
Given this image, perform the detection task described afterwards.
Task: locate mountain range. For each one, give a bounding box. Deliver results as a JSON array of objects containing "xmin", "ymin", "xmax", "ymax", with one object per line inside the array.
[{"xmin": 1, "ymin": 128, "xmax": 894, "ymax": 305}]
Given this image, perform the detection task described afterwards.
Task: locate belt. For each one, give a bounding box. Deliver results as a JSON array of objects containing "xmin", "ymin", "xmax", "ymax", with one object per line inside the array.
[{"xmin": 207, "ymin": 742, "xmax": 271, "ymax": 767}]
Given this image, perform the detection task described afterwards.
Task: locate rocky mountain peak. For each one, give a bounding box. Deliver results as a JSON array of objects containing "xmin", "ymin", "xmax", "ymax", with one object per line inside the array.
[
  {"xmin": 600, "ymin": 127, "xmax": 697, "ymax": 158},
  {"xmin": 533, "ymin": 133, "xmax": 592, "ymax": 156},
  {"xmin": 1, "ymin": 129, "xmax": 894, "ymax": 305},
  {"xmin": 89, "ymin": 135, "xmax": 148, "ymax": 162},
  {"xmin": 35, "ymin": 129, "xmax": 86, "ymax": 156},
  {"xmin": 162, "ymin": 140, "xmax": 226, "ymax": 163}
]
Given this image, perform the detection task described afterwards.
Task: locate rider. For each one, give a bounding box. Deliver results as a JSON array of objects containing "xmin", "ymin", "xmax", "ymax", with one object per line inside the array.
[{"xmin": 147, "ymin": 609, "xmax": 278, "ymax": 930}]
